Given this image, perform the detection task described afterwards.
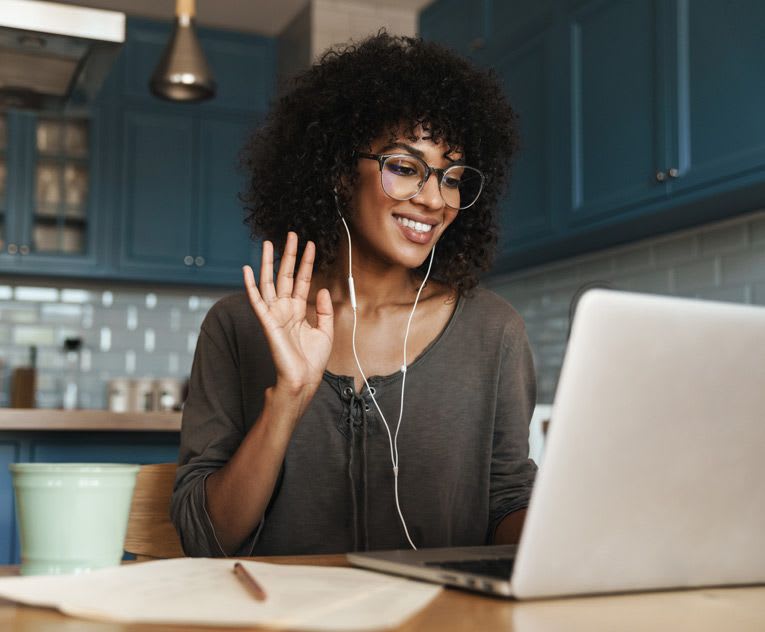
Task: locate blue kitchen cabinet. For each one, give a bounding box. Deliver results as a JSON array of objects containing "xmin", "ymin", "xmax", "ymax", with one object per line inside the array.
[
  {"xmin": 0, "ymin": 110, "xmax": 108, "ymax": 277},
  {"xmin": 107, "ymin": 19, "xmax": 272, "ymax": 286},
  {"xmin": 0, "ymin": 111, "xmax": 25, "ymax": 272},
  {"xmin": 194, "ymin": 116, "xmax": 261, "ymax": 282},
  {"xmin": 116, "ymin": 108, "xmax": 196, "ymax": 278},
  {"xmin": 559, "ymin": 0, "xmax": 672, "ymax": 228},
  {"xmin": 0, "ymin": 431, "xmax": 180, "ymax": 565},
  {"xmin": 664, "ymin": 0, "xmax": 765, "ymax": 197},
  {"xmin": 550, "ymin": 0, "xmax": 765, "ymax": 250},
  {"xmin": 114, "ymin": 109, "xmax": 258, "ymax": 285},
  {"xmin": 30, "ymin": 435, "xmax": 179, "ymax": 464},
  {"xmin": 492, "ymin": 6, "xmax": 562, "ymax": 256},
  {"xmin": 0, "ymin": 442, "xmax": 19, "ymax": 567},
  {"xmin": 422, "ymin": 0, "xmax": 765, "ymax": 271},
  {"xmin": 1, "ymin": 17, "xmax": 274, "ymax": 286},
  {"xmin": 559, "ymin": 0, "xmax": 765, "ymax": 234}
]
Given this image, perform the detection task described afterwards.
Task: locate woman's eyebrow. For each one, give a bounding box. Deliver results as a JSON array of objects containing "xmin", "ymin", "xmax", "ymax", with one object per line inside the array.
[
  {"xmin": 379, "ymin": 141, "xmax": 424, "ymax": 157},
  {"xmin": 379, "ymin": 141, "xmax": 464, "ymax": 164}
]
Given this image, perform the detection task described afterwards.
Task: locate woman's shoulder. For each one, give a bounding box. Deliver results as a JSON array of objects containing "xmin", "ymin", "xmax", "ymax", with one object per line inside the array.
[
  {"xmin": 204, "ymin": 292, "xmax": 250, "ymax": 319},
  {"xmin": 198, "ymin": 293, "xmax": 271, "ymax": 366},
  {"xmin": 460, "ymin": 286, "xmax": 526, "ymax": 331},
  {"xmin": 201, "ymin": 292, "xmax": 258, "ymax": 337}
]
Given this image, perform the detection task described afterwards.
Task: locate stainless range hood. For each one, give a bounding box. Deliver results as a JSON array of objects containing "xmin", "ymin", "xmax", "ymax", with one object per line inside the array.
[{"xmin": 0, "ymin": 0, "xmax": 125, "ymax": 111}]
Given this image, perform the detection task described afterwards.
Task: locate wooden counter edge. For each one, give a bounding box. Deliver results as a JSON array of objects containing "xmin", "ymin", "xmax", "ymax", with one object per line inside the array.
[{"xmin": 0, "ymin": 408, "xmax": 182, "ymax": 432}]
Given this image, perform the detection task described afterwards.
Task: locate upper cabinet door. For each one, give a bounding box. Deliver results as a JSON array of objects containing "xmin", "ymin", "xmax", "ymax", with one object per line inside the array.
[
  {"xmin": 0, "ymin": 111, "xmax": 22, "ymax": 268},
  {"xmin": 495, "ymin": 16, "xmax": 560, "ymax": 257},
  {"xmin": 665, "ymin": 0, "xmax": 765, "ymax": 194},
  {"xmin": 0, "ymin": 111, "xmax": 104, "ymax": 276},
  {"xmin": 562, "ymin": 0, "xmax": 670, "ymax": 229},
  {"xmin": 118, "ymin": 109, "xmax": 195, "ymax": 276},
  {"xmin": 194, "ymin": 116, "xmax": 258, "ymax": 282}
]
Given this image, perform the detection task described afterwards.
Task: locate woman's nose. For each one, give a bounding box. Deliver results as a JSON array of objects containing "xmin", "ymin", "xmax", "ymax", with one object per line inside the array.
[{"xmin": 413, "ymin": 172, "xmax": 445, "ymax": 210}]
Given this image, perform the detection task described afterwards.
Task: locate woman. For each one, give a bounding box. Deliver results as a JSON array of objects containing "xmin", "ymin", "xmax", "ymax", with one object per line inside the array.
[{"xmin": 171, "ymin": 32, "xmax": 537, "ymax": 556}]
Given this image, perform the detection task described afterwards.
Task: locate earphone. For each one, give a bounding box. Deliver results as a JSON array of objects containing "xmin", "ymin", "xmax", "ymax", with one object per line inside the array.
[{"xmin": 337, "ymin": 207, "xmax": 435, "ymax": 550}]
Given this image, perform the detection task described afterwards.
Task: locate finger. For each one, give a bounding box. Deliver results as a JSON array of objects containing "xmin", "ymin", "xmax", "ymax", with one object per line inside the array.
[
  {"xmin": 276, "ymin": 232, "xmax": 298, "ymax": 298},
  {"xmin": 243, "ymin": 265, "xmax": 274, "ymax": 326},
  {"xmin": 259, "ymin": 241, "xmax": 276, "ymax": 303},
  {"xmin": 293, "ymin": 240, "xmax": 315, "ymax": 302},
  {"xmin": 314, "ymin": 288, "xmax": 334, "ymax": 342}
]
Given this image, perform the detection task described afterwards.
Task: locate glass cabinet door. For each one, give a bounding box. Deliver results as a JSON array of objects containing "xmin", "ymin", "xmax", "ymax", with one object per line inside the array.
[{"xmin": 32, "ymin": 117, "xmax": 89, "ymax": 256}]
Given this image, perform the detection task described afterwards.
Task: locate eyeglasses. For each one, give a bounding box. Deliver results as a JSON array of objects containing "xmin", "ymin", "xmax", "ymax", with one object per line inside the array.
[{"xmin": 358, "ymin": 152, "xmax": 485, "ymax": 210}]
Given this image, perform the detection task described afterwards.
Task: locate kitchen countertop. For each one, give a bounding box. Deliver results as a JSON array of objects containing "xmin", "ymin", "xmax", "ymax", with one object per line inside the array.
[{"xmin": 0, "ymin": 408, "xmax": 181, "ymax": 432}]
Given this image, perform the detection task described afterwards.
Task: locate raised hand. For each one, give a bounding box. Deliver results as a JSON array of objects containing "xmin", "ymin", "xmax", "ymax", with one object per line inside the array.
[{"xmin": 243, "ymin": 232, "xmax": 334, "ymax": 401}]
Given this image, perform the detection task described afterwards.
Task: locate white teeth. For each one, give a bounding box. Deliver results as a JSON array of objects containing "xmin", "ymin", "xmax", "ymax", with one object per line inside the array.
[{"xmin": 396, "ymin": 216, "xmax": 433, "ymax": 233}]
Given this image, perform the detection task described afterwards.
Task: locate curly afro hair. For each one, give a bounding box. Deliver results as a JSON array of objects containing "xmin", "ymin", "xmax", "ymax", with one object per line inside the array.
[{"xmin": 241, "ymin": 31, "xmax": 518, "ymax": 295}]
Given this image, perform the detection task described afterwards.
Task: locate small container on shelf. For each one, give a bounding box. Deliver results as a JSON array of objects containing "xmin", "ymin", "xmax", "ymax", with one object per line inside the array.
[
  {"xmin": 61, "ymin": 338, "xmax": 82, "ymax": 410},
  {"xmin": 130, "ymin": 378, "xmax": 156, "ymax": 412},
  {"xmin": 153, "ymin": 378, "xmax": 183, "ymax": 412},
  {"xmin": 106, "ymin": 378, "xmax": 131, "ymax": 413},
  {"xmin": 106, "ymin": 377, "xmax": 185, "ymax": 413}
]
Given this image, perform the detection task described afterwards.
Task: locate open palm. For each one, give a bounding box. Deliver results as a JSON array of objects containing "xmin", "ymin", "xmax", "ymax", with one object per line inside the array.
[{"xmin": 243, "ymin": 232, "xmax": 334, "ymax": 397}]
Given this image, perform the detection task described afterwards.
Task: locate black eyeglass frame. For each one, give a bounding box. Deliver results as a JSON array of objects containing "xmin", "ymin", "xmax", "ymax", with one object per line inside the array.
[{"xmin": 357, "ymin": 151, "xmax": 485, "ymax": 210}]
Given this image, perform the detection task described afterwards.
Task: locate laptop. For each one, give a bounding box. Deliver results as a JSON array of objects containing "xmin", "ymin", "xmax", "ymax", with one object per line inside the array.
[{"xmin": 347, "ymin": 289, "xmax": 765, "ymax": 599}]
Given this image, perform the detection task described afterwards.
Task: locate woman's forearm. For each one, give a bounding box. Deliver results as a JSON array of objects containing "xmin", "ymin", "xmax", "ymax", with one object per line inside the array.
[
  {"xmin": 204, "ymin": 385, "xmax": 310, "ymax": 554},
  {"xmin": 493, "ymin": 508, "xmax": 528, "ymax": 545}
]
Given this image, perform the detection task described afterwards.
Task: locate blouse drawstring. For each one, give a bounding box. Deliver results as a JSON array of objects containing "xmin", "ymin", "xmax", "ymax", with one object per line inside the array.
[
  {"xmin": 343, "ymin": 387, "xmax": 371, "ymax": 552},
  {"xmin": 347, "ymin": 411, "xmax": 359, "ymax": 552}
]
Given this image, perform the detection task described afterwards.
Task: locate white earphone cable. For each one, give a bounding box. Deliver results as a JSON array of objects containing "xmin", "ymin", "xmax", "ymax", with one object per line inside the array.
[
  {"xmin": 339, "ymin": 215, "xmax": 435, "ymax": 550},
  {"xmin": 394, "ymin": 248, "xmax": 435, "ymax": 468}
]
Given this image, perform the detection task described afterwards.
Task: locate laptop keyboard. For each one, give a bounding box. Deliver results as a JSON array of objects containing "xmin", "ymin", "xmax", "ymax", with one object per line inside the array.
[{"xmin": 425, "ymin": 557, "xmax": 515, "ymax": 579}]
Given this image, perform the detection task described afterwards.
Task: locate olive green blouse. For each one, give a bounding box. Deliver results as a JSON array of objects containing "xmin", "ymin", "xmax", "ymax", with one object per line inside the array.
[{"xmin": 171, "ymin": 287, "xmax": 537, "ymax": 556}]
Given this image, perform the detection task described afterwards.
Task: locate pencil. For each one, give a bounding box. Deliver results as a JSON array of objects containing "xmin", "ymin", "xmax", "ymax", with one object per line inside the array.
[{"xmin": 233, "ymin": 561, "xmax": 268, "ymax": 601}]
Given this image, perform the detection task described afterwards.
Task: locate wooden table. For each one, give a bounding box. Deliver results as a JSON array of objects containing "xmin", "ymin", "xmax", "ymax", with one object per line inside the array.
[{"xmin": 1, "ymin": 556, "xmax": 764, "ymax": 631}]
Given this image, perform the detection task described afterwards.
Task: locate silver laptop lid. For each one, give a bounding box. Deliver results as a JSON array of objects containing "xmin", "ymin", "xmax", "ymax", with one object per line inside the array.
[{"xmin": 512, "ymin": 290, "xmax": 765, "ymax": 599}]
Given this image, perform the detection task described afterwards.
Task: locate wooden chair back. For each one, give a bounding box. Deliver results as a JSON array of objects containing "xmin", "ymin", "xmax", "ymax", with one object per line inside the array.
[{"xmin": 124, "ymin": 463, "xmax": 185, "ymax": 560}]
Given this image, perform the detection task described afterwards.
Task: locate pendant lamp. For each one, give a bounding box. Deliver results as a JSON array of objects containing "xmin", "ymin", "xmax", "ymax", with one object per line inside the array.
[{"xmin": 149, "ymin": 0, "xmax": 216, "ymax": 102}]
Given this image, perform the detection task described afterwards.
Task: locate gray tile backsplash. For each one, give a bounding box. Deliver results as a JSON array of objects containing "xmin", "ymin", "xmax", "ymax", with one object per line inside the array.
[
  {"xmin": 0, "ymin": 280, "xmax": 229, "ymax": 409},
  {"xmin": 2, "ymin": 209, "xmax": 764, "ymax": 411},
  {"xmin": 488, "ymin": 209, "xmax": 765, "ymax": 404}
]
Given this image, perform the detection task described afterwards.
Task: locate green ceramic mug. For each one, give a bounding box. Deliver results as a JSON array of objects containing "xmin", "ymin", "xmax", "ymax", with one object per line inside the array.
[{"xmin": 9, "ymin": 463, "xmax": 140, "ymax": 575}]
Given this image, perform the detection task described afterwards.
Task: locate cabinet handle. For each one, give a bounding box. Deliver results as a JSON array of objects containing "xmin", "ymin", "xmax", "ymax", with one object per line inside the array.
[
  {"xmin": 183, "ymin": 255, "xmax": 194, "ymax": 266},
  {"xmin": 194, "ymin": 256, "xmax": 206, "ymax": 267},
  {"xmin": 19, "ymin": 245, "xmax": 30, "ymax": 255},
  {"xmin": 668, "ymin": 167, "xmax": 679, "ymax": 178},
  {"xmin": 655, "ymin": 171, "xmax": 667, "ymax": 182},
  {"xmin": 7, "ymin": 243, "xmax": 18, "ymax": 254}
]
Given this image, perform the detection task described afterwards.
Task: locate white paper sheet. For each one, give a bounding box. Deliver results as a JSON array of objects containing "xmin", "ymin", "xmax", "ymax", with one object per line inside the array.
[{"xmin": 0, "ymin": 558, "xmax": 442, "ymax": 630}]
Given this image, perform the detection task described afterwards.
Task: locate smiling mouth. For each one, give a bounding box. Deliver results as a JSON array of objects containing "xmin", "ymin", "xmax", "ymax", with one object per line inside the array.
[{"xmin": 395, "ymin": 216, "xmax": 435, "ymax": 233}]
